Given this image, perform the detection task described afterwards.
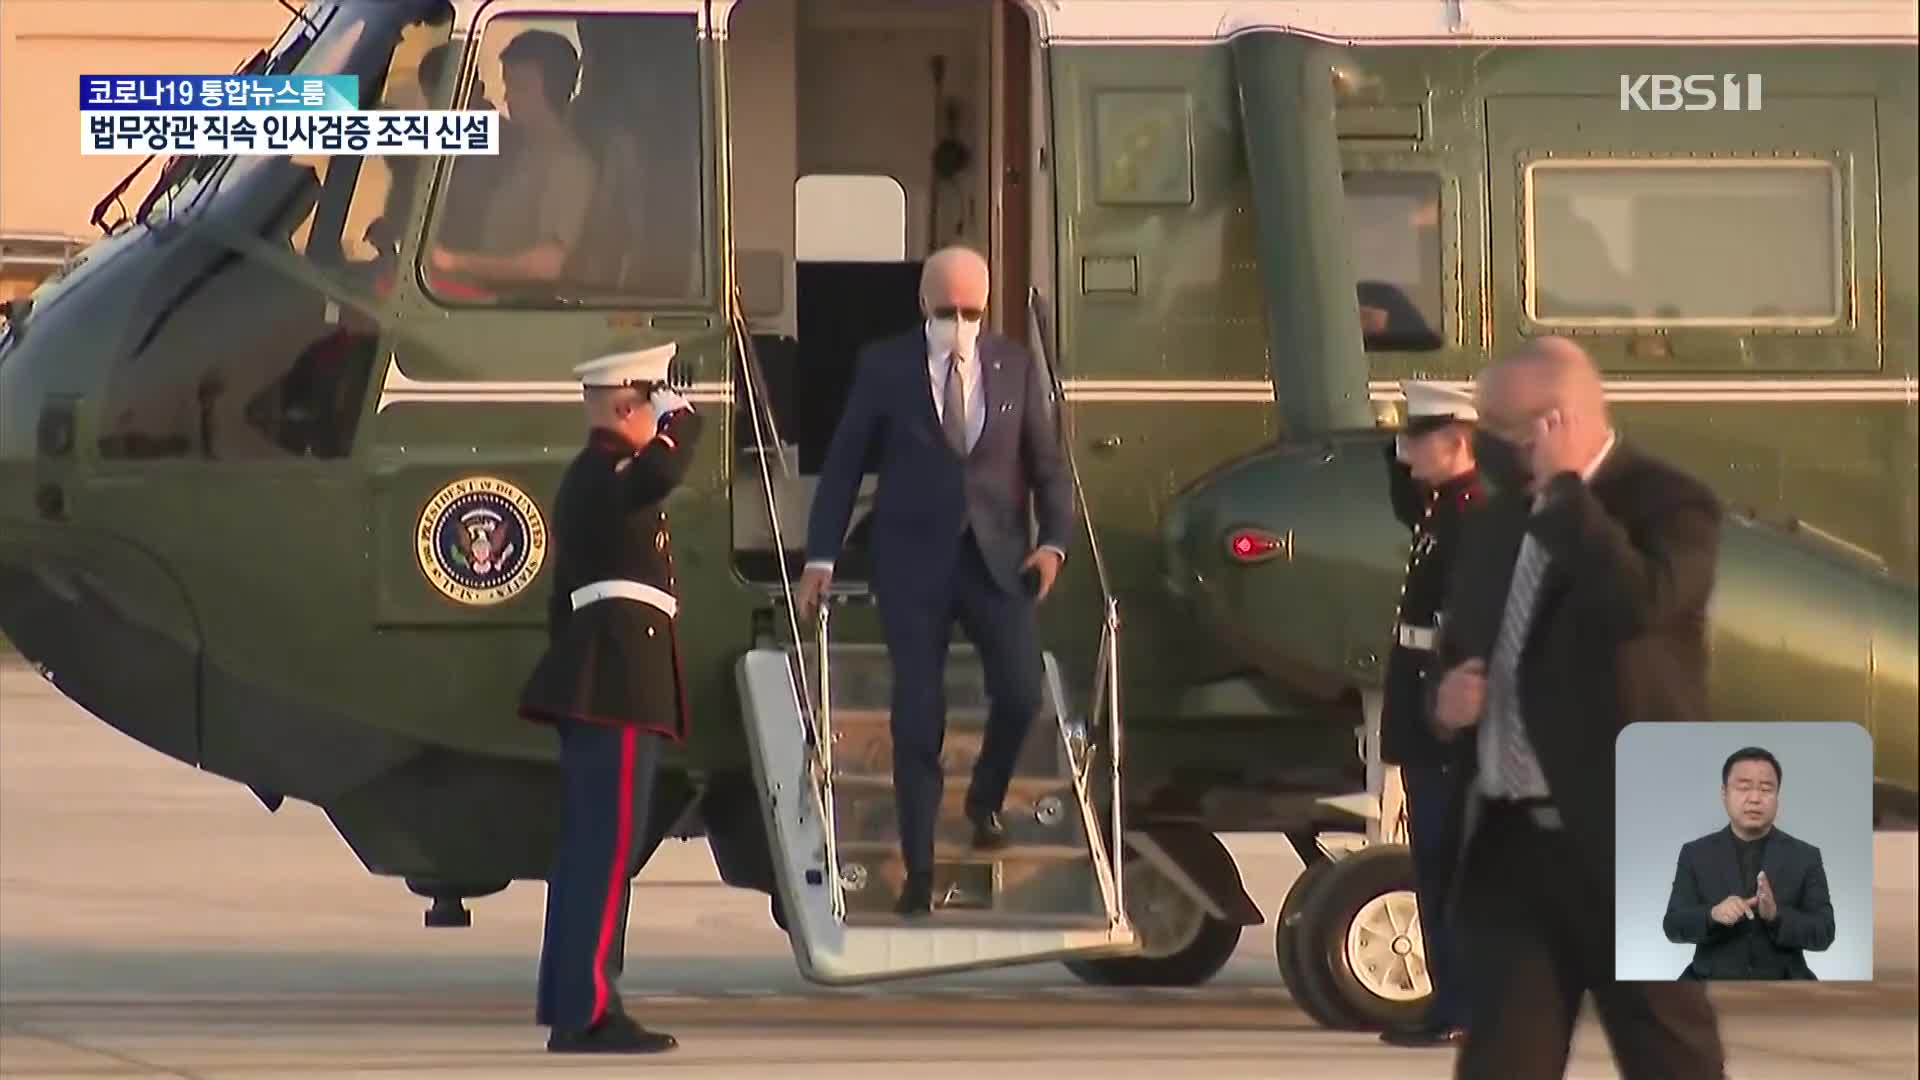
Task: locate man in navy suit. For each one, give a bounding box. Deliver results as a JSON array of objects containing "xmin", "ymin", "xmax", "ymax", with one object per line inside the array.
[{"xmin": 795, "ymin": 245, "xmax": 1073, "ymax": 916}]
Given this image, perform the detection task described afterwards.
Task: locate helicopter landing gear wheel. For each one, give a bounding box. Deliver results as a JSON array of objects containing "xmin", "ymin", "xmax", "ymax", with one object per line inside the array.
[
  {"xmin": 1063, "ymin": 837, "xmax": 1243, "ymax": 987},
  {"xmin": 1285, "ymin": 844, "xmax": 1432, "ymax": 1031},
  {"xmin": 1274, "ymin": 848, "xmax": 1341, "ymax": 1023}
]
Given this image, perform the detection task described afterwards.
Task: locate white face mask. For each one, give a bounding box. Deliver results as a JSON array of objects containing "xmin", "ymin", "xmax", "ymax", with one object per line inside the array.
[{"xmin": 928, "ymin": 315, "xmax": 981, "ymax": 358}]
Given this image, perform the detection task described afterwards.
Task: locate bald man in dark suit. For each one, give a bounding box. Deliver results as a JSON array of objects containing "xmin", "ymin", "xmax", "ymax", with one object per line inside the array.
[{"xmin": 1429, "ymin": 337, "xmax": 1728, "ymax": 1079}]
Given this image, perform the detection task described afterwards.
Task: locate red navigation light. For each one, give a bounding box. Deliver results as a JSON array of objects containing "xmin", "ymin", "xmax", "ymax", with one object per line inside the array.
[{"xmin": 1226, "ymin": 528, "xmax": 1287, "ymax": 563}]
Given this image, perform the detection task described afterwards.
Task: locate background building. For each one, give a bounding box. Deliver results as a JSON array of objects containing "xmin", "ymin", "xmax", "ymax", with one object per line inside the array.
[{"xmin": 0, "ymin": 1, "xmax": 291, "ymax": 299}]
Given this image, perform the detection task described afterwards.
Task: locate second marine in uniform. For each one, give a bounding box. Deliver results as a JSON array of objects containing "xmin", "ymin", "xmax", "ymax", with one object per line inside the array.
[{"xmin": 1379, "ymin": 380, "xmax": 1481, "ymax": 1048}]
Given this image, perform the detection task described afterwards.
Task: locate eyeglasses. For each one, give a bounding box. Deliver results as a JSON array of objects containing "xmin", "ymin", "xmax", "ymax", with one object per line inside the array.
[{"xmin": 930, "ymin": 305, "xmax": 985, "ymax": 322}]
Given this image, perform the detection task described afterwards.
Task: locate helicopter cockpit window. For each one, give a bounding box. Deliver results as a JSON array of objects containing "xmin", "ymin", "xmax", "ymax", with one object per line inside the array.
[
  {"xmin": 1343, "ymin": 171, "xmax": 1445, "ymax": 352},
  {"xmin": 98, "ymin": 3, "xmax": 454, "ymax": 463},
  {"xmin": 286, "ymin": 16, "xmax": 455, "ymax": 283},
  {"xmin": 420, "ymin": 12, "xmax": 707, "ymax": 306}
]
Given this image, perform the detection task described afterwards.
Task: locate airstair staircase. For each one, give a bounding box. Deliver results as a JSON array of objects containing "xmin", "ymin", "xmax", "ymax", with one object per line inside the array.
[{"xmin": 729, "ymin": 286, "xmax": 1137, "ymax": 983}]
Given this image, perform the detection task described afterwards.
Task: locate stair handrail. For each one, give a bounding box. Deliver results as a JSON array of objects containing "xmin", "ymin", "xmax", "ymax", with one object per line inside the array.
[
  {"xmin": 1027, "ymin": 286, "xmax": 1126, "ymax": 924},
  {"xmin": 730, "ymin": 290, "xmax": 841, "ymax": 916},
  {"xmin": 813, "ymin": 598, "xmax": 843, "ymax": 917},
  {"xmin": 729, "ymin": 289, "xmax": 817, "ymax": 744}
]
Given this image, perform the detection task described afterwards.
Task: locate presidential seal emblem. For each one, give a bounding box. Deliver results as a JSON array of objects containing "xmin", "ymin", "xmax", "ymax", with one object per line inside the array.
[{"xmin": 415, "ymin": 476, "xmax": 548, "ymax": 606}]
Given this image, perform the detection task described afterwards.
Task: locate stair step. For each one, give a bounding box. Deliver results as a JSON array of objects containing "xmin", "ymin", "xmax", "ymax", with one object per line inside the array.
[
  {"xmin": 830, "ymin": 779, "xmax": 1086, "ymax": 849},
  {"xmin": 844, "ymin": 911, "xmax": 1115, "ymax": 931},
  {"xmin": 828, "ymin": 720, "xmax": 1068, "ymax": 782},
  {"xmin": 834, "ymin": 840, "xmax": 1089, "ymax": 861},
  {"xmin": 829, "ymin": 774, "xmax": 1076, "ymax": 798},
  {"xmin": 831, "ymin": 852, "xmax": 1107, "ymax": 920},
  {"xmin": 788, "ymin": 644, "xmax": 1019, "ymax": 713}
]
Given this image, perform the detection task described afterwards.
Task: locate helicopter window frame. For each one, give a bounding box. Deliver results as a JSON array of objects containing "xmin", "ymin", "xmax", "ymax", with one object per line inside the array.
[
  {"xmin": 1342, "ymin": 169, "xmax": 1449, "ymax": 354},
  {"xmin": 413, "ymin": 3, "xmax": 716, "ymax": 311},
  {"xmin": 286, "ymin": 14, "xmax": 458, "ymax": 275},
  {"xmin": 1521, "ymin": 156, "xmax": 1848, "ymax": 330}
]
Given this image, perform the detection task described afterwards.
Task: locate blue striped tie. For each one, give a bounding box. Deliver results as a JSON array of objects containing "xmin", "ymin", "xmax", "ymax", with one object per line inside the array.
[{"xmin": 1482, "ymin": 535, "xmax": 1550, "ymax": 796}]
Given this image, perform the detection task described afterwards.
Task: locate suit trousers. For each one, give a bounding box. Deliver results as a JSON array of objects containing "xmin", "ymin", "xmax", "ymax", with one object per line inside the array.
[
  {"xmin": 876, "ymin": 530, "xmax": 1046, "ymax": 878},
  {"xmin": 1403, "ymin": 760, "xmax": 1470, "ymax": 1030},
  {"xmin": 536, "ymin": 719, "xmax": 665, "ymax": 1032},
  {"xmin": 1454, "ymin": 802, "xmax": 1726, "ymax": 1080}
]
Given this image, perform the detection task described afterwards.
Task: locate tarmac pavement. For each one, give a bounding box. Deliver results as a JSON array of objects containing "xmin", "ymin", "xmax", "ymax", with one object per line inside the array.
[{"xmin": 1, "ymin": 660, "xmax": 1914, "ymax": 1078}]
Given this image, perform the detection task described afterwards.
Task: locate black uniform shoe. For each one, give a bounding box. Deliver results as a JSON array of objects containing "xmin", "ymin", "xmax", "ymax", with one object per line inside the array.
[
  {"xmin": 1378, "ymin": 1023, "xmax": 1465, "ymax": 1048},
  {"xmin": 547, "ymin": 1012, "xmax": 678, "ymax": 1054},
  {"xmin": 895, "ymin": 873, "xmax": 933, "ymax": 916},
  {"xmin": 969, "ymin": 810, "xmax": 1009, "ymax": 851}
]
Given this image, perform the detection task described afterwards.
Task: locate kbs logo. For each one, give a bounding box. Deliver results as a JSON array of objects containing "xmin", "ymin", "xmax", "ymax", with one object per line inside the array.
[{"xmin": 1619, "ymin": 74, "xmax": 1764, "ymax": 112}]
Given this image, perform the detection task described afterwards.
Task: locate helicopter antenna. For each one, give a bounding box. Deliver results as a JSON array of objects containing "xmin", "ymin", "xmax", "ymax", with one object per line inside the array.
[
  {"xmin": 89, "ymin": 155, "xmax": 155, "ymax": 233},
  {"xmin": 275, "ymin": 0, "xmax": 322, "ymax": 37}
]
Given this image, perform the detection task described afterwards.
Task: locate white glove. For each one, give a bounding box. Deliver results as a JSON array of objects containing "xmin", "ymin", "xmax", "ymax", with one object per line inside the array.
[{"xmin": 649, "ymin": 387, "xmax": 690, "ymax": 417}]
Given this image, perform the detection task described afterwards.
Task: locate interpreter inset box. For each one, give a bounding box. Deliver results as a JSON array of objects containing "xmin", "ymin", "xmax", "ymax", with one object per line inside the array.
[{"xmin": 1614, "ymin": 721, "xmax": 1872, "ymax": 982}]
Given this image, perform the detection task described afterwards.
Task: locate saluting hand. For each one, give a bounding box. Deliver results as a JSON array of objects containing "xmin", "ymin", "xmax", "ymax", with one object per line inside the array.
[
  {"xmin": 649, "ymin": 387, "xmax": 690, "ymax": 418},
  {"xmin": 1432, "ymin": 659, "xmax": 1487, "ymax": 736},
  {"xmin": 1711, "ymin": 894, "xmax": 1755, "ymax": 926}
]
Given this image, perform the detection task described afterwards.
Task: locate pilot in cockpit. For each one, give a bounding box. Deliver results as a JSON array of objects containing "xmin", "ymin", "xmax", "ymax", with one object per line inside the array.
[{"xmin": 426, "ymin": 29, "xmax": 593, "ymax": 288}]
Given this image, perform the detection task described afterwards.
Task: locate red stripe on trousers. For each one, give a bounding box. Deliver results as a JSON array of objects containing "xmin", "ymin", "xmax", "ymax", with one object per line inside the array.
[{"xmin": 590, "ymin": 725, "xmax": 639, "ymax": 1025}]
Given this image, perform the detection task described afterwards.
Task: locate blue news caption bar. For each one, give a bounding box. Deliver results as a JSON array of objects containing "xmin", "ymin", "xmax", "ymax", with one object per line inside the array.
[
  {"xmin": 81, "ymin": 75, "xmax": 359, "ymax": 111},
  {"xmin": 82, "ymin": 111, "xmax": 501, "ymax": 156}
]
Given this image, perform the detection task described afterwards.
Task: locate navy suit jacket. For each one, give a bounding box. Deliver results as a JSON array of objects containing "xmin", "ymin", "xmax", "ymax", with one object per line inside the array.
[{"xmin": 804, "ymin": 328, "xmax": 1073, "ymax": 596}]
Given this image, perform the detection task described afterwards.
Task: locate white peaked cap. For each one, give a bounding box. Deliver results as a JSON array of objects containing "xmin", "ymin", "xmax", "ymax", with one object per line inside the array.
[
  {"xmin": 1401, "ymin": 379, "xmax": 1478, "ymax": 423},
  {"xmin": 573, "ymin": 342, "xmax": 678, "ymax": 387}
]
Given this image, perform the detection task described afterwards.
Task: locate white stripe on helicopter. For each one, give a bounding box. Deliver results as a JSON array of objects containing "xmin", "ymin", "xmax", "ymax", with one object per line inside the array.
[
  {"xmin": 1037, "ymin": 0, "xmax": 1916, "ymax": 46},
  {"xmin": 377, "ymin": 361, "xmax": 1916, "ymax": 411},
  {"xmin": 1067, "ymin": 379, "xmax": 1920, "ymax": 404}
]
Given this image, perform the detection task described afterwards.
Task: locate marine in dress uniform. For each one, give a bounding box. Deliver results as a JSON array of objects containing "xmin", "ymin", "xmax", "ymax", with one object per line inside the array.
[
  {"xmin": 517, "ymin": 343, "xmax": 702, "ymax": 1055},
  {"xmin": 1379, "ymin": 380, "xmax": 1482, "ymax": 1048}
]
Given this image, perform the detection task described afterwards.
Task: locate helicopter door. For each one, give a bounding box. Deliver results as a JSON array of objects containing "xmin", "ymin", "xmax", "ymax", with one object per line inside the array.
[
  {"xmin": 719, "ymin": 0, "xmax": 1136, "ymax": 983},
  {"xmin": 367, "ymin": 1, "xmax": 729, "ymax": 642}
]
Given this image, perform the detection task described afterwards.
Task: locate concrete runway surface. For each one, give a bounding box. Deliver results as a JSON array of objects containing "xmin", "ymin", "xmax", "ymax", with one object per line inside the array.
[{"xmin": 2, "ymin": 661, "xmax": 1915, "ymax": 1079}]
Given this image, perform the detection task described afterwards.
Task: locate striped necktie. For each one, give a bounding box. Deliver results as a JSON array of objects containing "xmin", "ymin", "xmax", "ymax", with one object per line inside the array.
[{"xmin": 1480, "ymin": 534, "xmax": 1551, "ymax": 797}]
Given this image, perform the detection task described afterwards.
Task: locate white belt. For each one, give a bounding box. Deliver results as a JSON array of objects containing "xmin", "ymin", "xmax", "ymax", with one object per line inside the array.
[
  {"xmin": 570, "ymin": 580, "xmax": 678, "ymax": 617},
  {"xmin": 1396, "ymin": 624, "xmax": 1436, "ymax": 651}
]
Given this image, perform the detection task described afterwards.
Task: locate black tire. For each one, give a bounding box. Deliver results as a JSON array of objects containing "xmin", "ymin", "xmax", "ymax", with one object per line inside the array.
[
  {"xmin": 1274, "ymin": 852, "xmax": 1342, "ymax": 1024},
  {"xmin": 1292, "ymin": 844, "xmax": 1432, "ymax": 1032},
  {"xmin": 1063, "ymin": 837, "xmax": 1245, "ymax": 987},
  {"xmin": 1064, "ymin": 913, "xmax": 1242, "ymax": 987}
]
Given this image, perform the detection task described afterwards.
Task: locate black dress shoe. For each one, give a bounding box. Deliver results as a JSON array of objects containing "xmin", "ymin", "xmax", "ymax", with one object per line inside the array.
[
  {"xmin": 547, "ymin": 1012, "xmax": 678, "ymax": 1054},
  {"xmin": 1378, "ymin": 1024, "xmax": 1465, "ymax": 1048},
  {"xmin": 969, "ymin": 811, "xmax": 1009, "ymax": 851},
  {"xmin": 895, "ymin": 873, "xmax": 932, "ymax": 916}
]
